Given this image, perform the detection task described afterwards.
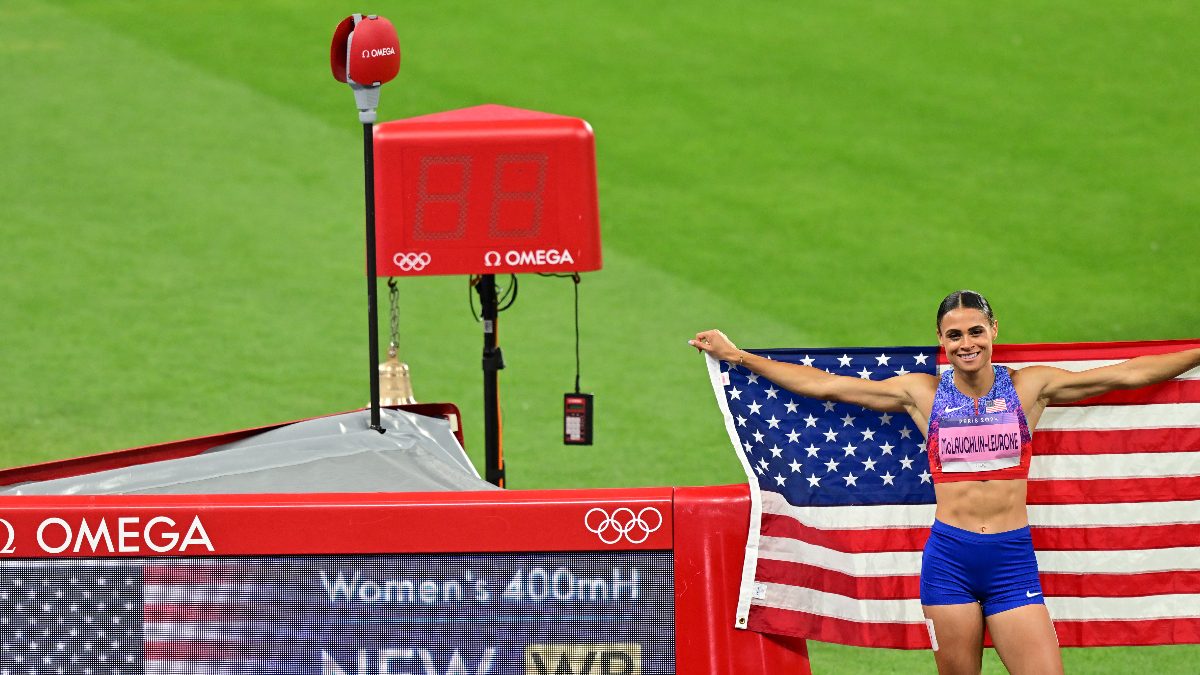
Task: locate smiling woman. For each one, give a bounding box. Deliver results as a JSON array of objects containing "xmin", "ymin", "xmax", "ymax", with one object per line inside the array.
[{"xmin": 690, "ymin": 290, "xmax": 1200, "ymax": 675}]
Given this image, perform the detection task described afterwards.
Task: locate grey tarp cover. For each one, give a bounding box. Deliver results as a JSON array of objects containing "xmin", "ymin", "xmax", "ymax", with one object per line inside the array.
[{"xmin": 2, "ymin": 409, "xmax": 497, "ymax": 495}]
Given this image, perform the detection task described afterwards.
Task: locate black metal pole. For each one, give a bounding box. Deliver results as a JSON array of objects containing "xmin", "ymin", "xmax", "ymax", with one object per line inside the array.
[
  {"xmin": 363, "ymin": 121, "xmax": 383, "ymax": 433},
  {"xmin": 477, "ymin": 274, "xmax": 505, "ymax": 486}
]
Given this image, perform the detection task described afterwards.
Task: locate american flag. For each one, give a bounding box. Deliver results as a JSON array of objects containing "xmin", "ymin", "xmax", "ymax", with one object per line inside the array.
[
  {"xmin": 0, "ymin": 560, "xmax": 301, "ymax": 675},
  {"xmin": 704, "ymin": 340, "xmax": 1200, "ymax": 648},
  {"xmin": 0, "ymin": 561, "xmax": 143, "ymax": 675},
  {"xmin": 2, "ymin": 552, "xmax": 675, "ymax": 674}
]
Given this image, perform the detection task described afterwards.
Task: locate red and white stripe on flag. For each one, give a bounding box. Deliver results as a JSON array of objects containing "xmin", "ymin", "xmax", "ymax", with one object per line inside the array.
[{"xmin": 719, "ymin": 339, "xmax": 1200, "ymax": 649}]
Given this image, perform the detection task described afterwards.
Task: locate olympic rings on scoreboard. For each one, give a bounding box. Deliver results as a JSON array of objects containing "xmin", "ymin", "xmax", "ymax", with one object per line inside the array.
[
  {"xmin": 392, "ymin": 252, "xmax": 432, "ymax": 271},
  {"xmin": 584, "ymin": 507, "xmax": 663, "ymax": 545}
]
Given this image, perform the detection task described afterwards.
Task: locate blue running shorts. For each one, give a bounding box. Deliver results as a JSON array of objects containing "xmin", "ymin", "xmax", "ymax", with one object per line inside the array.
[{"xmin": 919, "ymin": 519, "xmax": 1045, "ymax": 616}]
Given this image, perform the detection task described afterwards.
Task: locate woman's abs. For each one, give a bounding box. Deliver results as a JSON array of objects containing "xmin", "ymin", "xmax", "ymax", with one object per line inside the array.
[{"xmin": 933, "ymin": 479, "xmax": 1029, "ymax": 533}]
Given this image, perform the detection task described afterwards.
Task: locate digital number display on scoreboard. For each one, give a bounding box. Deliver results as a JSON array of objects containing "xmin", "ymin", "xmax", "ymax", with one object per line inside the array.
[
  {"xmin": 0, "ymin": 551, "xmax": 673, "ymax": 675},
  {"xmin": 373, "ymin": 104, "xmax": 602, "ymax": 277}
]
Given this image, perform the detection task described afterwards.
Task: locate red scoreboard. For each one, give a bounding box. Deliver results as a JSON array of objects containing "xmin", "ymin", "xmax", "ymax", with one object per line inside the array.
[{"xmin": 373, "ymin": 104, "xmax": 602, "ymax": 276}]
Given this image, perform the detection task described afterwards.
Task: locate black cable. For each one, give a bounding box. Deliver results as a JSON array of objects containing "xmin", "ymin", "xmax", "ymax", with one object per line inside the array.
[
  {"xmin": 539, "ymin": 273, "xmax": 582, "ymax": 391},
  {"xmin": 572, "ymin": 273, "xmax": 580, "ymax": 392},
  {"xmin": 468, "ymin": 276, "xmax": 481, "ymax": 321},
  {"xmin": 469, "ymin": 273, "xmax": 519, "ymax": 319},
  {"xmin": 497, "ymin": 274, "xmax": 518, "ymax": 311}
]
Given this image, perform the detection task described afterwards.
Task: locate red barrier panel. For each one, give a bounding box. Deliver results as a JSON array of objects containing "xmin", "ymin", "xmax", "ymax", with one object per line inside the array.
[
  {"xmin": 0, "ymin": 417, "xmax": 809, "ymax": 674},
  {"xmin": 676, "ymin": 484, "xmax": 811, "ymax": 673}
]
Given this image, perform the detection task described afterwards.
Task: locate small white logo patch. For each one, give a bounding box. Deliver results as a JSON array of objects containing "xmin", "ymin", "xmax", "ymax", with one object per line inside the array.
[
  {"xmin": 944, "ymin": 405, "xmax": 967, "ymax": 413},
  {"xmin": 1026, "ymin": 590, "xmax": 1042, "ymax": 598}
]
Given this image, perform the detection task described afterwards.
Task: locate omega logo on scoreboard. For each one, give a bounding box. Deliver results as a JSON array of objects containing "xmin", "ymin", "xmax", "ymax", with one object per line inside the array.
[
  {"xmin": 374, "ymin": 104, "xmax": 602, "ymax": 276},
  {"xmin": 0, "ymin": 515, "xmax": 213, "ymax": 555}
]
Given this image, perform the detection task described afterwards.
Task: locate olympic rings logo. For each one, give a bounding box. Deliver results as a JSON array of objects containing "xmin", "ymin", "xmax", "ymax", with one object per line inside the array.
[
  {"xmin": 584, "ymin": 507, "xmax": 663, "ymax": 545},
  {"xmin": 392, "ymin": 252, "xmax": 432, "ymax": 271}
]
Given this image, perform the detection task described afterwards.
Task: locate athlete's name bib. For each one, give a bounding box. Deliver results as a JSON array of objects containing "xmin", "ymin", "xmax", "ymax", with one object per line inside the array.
[{"xmin": 938, "ymin": 412, "xmax": 1021, "ymax": 473}]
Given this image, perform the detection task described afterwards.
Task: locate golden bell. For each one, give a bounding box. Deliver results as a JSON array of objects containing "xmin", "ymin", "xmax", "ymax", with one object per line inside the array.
[{"xmin": 379, "ymin": 344, "xmax": 417, "ymax": 405}]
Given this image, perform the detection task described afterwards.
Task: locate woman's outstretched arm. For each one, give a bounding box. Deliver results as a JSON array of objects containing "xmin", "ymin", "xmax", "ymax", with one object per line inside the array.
[
  {"xmin": 690, "ymin": 329, "xmax": 935, "ymax": 414},
  {"xmin": 1023, "ymin": 347, "xmax": 1200, "ymax": 405}
]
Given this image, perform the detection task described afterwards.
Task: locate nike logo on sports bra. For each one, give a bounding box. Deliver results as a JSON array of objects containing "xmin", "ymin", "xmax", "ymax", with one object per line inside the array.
[{"xmin": 943, "ymin": 404, "xmax": 968, "ymax": 413}]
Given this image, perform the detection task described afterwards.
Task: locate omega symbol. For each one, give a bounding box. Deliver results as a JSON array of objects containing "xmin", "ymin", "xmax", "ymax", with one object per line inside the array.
[{"xmin": 0, "ymin": 519, "xmax": 15, "ymax": 554}]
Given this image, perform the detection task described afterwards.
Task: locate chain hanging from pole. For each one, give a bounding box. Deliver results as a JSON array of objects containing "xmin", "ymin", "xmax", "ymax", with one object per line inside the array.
[
  {"xmin": 379, "ymin": 278, "xmax": 416, "ymax": 405},
  {"xmin": 388, "ymin": 278, "xmax": 402, "ymax": 353}
]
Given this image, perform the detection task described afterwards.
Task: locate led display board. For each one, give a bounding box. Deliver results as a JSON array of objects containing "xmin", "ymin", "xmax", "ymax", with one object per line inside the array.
[
  {"xmin": 1, "ymin": 551, "xmax": 671, "ymax": 674},
  {"xmin": 373, "ymin": 105, "xmax": 602, "ymax": 276}
]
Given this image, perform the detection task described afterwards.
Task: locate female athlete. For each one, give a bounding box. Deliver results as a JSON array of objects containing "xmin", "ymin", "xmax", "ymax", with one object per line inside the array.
[{"xmin": 689, "ymin": 290, "xmax": 1200, "ymax": 675}]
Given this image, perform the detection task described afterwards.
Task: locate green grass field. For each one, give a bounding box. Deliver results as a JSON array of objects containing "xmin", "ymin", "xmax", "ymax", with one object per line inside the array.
[{"xmin": 2, "ymin": 1, "xmax": 1198, "ymax": 671}]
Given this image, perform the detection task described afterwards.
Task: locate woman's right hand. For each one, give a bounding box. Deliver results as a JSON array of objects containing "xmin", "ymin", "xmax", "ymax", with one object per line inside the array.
[{"xmin": 689, "ymin": 329, "xmax": 743, "ymax": 363}]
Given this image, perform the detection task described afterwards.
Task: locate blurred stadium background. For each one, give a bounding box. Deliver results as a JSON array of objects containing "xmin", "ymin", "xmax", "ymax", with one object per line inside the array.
[{"xmin": 1, "ymin": 1, "xmax": 1197, "ymax": 671}]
